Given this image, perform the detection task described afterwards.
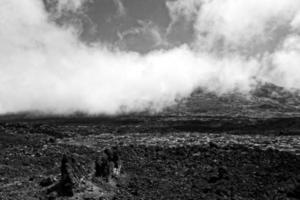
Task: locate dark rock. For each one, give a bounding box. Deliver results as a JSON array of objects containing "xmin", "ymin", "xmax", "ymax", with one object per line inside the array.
[
  {"xmin": 287, "ymin": 185, "xmax": 300, "ymax": 199},
  {"xmin": 95, "ymin": 152, "xmax": 113, "ymax": 181},
  {"xmin": 47, "ymin": 137, "xmax": 55, "ymax": 143},
  {"xmin": 218, "ymin": 166, "xmax": 229, "ymax": 180},
  {"xmin": 209, "ymin": 142, "xmax": 218, "ymax": 148},
  {"xmin": 40, "ymin": 176, "xmax": 55, "ymax": 187},
  {"xmin": 287, "ymin": 176, "xmax": 300, "ymax": 199},
  {"xmin": 95, "ymin": 146, "xmax": 122, "ymax": 181},
  {"xmin": 58, "ymin": 154, "xmax": 80, "ymax": 196},
  {"xmin": 46, "ymin": 154, "xmax": 84, "ymax": 197},
  {"xmin": 111, "ymin": 146, "xmax": 121, "ymax": 169}
]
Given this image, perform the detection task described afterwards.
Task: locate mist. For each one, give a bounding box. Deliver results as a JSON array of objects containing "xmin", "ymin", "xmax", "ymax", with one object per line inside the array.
[{"xmin": 0, "ymin": 0, "xmax": 300, "ymax": 115}]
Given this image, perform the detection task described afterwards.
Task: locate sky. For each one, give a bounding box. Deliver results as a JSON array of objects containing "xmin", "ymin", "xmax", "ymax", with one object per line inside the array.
[
  {"xmin": 0, "ymin": 0, "xmax": 300, "ymax": 115},
  {"xmin": 44, "ymin": 0, "xmax": 193, "ymax": 53}
]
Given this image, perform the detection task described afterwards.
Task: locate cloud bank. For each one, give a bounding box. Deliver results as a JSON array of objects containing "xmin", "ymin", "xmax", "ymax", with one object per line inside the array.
[
  {"xmin": 0, "ymin": 0, "xmax": 300, "ymax": 115},
  {"xmin": 168, "ymin": 0, "xmax": 300, "ymax": 89}
]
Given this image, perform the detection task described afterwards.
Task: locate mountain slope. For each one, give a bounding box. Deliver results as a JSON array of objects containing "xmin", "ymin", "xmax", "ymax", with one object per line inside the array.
[{"xmin": 164, "ymin": 82, "xmax": 300, "ymax": 118}]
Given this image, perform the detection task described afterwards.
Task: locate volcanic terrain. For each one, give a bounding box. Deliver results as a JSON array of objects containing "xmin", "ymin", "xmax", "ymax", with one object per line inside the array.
[{"xmin": 1, "ymin": 83, "xmax": 300, "ymax": 200}]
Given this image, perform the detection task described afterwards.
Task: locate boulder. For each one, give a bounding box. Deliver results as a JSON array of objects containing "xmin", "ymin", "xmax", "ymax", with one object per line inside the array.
[{"xmin": 95, "ymin": 146, "xmax": 122, "ymax": 181}]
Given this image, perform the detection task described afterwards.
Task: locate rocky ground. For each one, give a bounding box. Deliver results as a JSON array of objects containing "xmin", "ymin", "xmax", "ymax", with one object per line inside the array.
[
  {"xmin": 1, "ymin": 83, "xmax": 300, "ymax": 199},
  {"xmin": 0, "ymin": 116, "xmax": 300, "ymax": 200}
]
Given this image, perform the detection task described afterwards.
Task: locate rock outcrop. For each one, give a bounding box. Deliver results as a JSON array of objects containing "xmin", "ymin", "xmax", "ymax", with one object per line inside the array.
[
  {"xmin": 44, "ymin": 154, "xmax": 85, "ymax": 197},
  {"xmin": 39, "ymin": 146, "xmax": 123, "ymax": 199},
  {"xmin": 95, "ymin": 146, "xmax": 122, "ymax": 181}
]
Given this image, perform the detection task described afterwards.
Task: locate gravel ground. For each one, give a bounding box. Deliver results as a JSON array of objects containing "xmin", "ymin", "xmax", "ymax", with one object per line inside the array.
[{"xmin": 1, "ymin": 116, "xmax": 300, "ymax": 200}]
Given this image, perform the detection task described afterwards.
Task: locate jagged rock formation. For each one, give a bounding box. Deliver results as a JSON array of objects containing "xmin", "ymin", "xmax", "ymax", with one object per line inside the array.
[
  {"xmin": 39, "ymin": 176, "xmax": 56, "ymax": 187},
  {"xmin": 58, "ymin": 154, "xmax": 83, "ymax": 196},
  {"xmin": 95, "ymin": 147, "xmax": 122, "ymax": 182},
  {"xmin": 44, "ymin": 154, "xmax": 86, "ymax": 197},
  {"xmin": 38, "ymin": 146, "xmax": 123, "ymax": 199}
]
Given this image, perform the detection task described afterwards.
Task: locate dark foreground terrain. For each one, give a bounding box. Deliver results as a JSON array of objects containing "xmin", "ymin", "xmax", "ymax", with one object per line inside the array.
[{"xmin": 1, "ymin": 84, "xmax": 300, "ymax": 199}]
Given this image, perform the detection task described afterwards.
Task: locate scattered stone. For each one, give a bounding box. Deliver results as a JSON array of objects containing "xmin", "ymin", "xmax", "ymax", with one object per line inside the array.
[
  {"xmin": 39, "ymin": 176, "xmax": 56, "ymax": 187},
  {"xmin": 48, "ymin": 137, "xmax": 55, "ymax": 143},
  {"xmin": 287, "ymin": 175, "xmax": 300, "ymax": 199},
  {"xmin": 209, "ymin": 142, "xmax": 218, "ymax": 148},
  {"xmin": 287, "ymin": 185, "xmax": 300, "ymax": 199}
]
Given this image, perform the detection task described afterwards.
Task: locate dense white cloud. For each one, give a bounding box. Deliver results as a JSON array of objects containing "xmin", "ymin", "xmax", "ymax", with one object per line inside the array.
[
  {"xmin": 195, "ymin": 0, "xmax": 300, "ymax": 51},
  {"xmin": 0, "ymin": 0, "xmax": 255, "ymax": 114},
  {"xmin": 291, "ymin": 12, "xmax": 300, "ymax": 32},
  {"xmin": 269, "ymin": 35, "xmax": 300, "ymax": 88},
  {"xmin": 0, "ymin": 0, "xmax": 300, "ymax": 115},
  {"xmin": 166, "ymin": 0, "xmax": 300, "ymax": 89},
  {"xmin": 167, "ymin": 0, "xmax": 300, "ymax": 51}
]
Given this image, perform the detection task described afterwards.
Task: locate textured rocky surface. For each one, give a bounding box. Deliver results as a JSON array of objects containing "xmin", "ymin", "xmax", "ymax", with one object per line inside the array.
[
  {"xmin": 1, "ymin": 121, "xmax": 300, "ymax": 199},
  {"xmin": 1, "ymin": 83, "xmax": 300, "ymax": 199}
]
